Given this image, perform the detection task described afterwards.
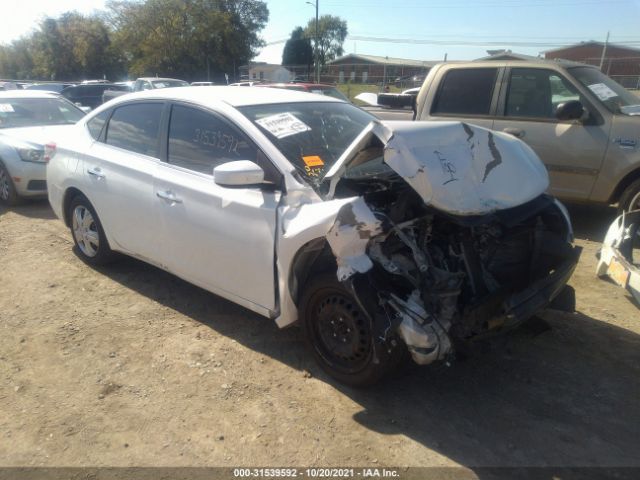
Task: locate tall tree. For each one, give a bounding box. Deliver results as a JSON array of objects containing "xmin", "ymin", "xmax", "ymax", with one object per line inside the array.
[
  {"xmin": 106, "ymin": 0, "xmax": 268, "ymax": 80},
  {"xmin": 304, "ymin": 15, "xmax": 347, "ymax": 66},
  {"xmin": 282, "ymin": 27, "xmax": 312, "ymax": 66}
]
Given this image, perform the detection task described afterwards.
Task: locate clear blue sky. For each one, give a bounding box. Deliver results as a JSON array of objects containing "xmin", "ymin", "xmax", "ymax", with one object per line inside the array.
[{"xmin": 4, "ymin": 0, "xmax": 640, "ymax": 63}]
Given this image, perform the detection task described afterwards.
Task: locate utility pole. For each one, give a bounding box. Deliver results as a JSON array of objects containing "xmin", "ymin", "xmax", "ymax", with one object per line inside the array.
[
  {"xmin": 599, "ymin": 31, "xmax": 610, "ymax": 71},
  {"xmin": 307, "ymin": 0, "xmax": 320, "ymax": 83}
]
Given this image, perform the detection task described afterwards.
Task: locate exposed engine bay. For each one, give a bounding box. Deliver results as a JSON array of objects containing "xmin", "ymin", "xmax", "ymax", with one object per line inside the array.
[{"xmin": 324, "ymin": 146, "xmax": 580, "ymax": 366}]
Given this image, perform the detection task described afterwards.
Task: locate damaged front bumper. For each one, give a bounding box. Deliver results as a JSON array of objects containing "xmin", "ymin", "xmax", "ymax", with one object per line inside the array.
[
  {"xmin": 488, "ymin": 246, "xmax": 581, "ymax": 331},
  {"xmin": 596, "ymin": 210, "xmax": 640, "ymax": 304}
]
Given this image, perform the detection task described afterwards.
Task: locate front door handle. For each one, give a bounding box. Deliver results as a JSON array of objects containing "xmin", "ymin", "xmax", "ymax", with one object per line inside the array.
[
  {"xmin": 87, "ymin": 167, "xmax": 105, "ymax": 179},
  {"xmin": 156, "ymin": 190, "xmax": 183, "ymax": 204},
  {"xmin": 503, "ymin": 128, "xmax": 525, "ymax": 139}
]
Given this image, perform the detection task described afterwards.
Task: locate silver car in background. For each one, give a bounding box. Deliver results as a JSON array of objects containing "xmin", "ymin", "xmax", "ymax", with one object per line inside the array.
[{"xmin": 0, "ymin": 91, "xmax": 85, "ymax": 205}]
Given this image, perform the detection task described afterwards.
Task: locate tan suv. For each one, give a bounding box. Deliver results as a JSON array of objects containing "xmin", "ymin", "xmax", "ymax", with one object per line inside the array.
[{"xmin": 415, "ymin": 60, "xmax": 640, "ymax": 211}]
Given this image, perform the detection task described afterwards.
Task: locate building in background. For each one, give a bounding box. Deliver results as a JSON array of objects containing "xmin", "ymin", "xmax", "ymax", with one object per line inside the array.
[
  {"xmin": 544, "ymin": 41, "xmax": 640, "ymax": 88},
  {"xmin": 324, "ymin": 54, "xmax": 437, "ymax": 86},
  {"xmin": 238, "ymin": 63, "xmax": 293, "ymax": 83}
]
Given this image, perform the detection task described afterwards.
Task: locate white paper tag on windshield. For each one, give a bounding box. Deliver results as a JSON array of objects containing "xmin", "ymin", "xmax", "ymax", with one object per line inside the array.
[
  {"xmin": 0, "ymin": 103, "xmax": 15, "ymax": 113},
  {"xmin": 588, "ymin": 83, "xmax": 618, "ymax": 101},
  {"xmin": 256, "ymin": 112, "xmax": 311, "ymax": 139}
]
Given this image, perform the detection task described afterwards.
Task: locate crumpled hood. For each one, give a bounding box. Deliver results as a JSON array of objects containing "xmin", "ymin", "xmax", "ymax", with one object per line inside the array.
[
  {"xmin": 0, "ymin": 125, "xmax": 75, "ymax": 147},
  {"xmin": 326, "ymin": 120, "xmax": 549, "ymax": 216}
]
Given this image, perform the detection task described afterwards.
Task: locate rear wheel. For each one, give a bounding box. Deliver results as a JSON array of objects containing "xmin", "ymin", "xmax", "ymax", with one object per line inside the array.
[
  {"xmin": 300, "ymin": 274, "xmax": 400, "ymax": 386},
  {"xmin": 68, "ymin": 195, "xmax": 114, "ymax": 266},
  {"xmin": 0, "ymin": 161, "xmax": 21, "ymax": 206}
]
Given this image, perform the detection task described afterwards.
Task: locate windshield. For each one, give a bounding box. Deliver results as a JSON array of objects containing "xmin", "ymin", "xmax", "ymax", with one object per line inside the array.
[
  {"xmin": 152, "ymin": 79, "xmax": 189, "ymax": 89},
  {"xmin": 239, "ymin": 102, "xmax": 375, "ymax": 187},
  {"xmin": 0, "ymin": 97, "xmax": 85, "ymax": 129},
  {"xmin": 570, "ymin": 66, "xmax": 640, "ymax": 115}
]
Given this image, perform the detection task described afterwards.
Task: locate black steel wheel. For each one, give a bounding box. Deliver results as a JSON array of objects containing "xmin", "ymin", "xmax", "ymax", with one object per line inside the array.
[{"xmin": 300, "ymin": 274, "xmax": 399, "ymax": 386}]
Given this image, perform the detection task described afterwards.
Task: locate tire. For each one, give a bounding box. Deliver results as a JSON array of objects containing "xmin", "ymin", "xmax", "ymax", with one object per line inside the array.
[
  {"xmin": 300, "ymin": 274, "xmax": 401, "ymax": 387},
  {"xmin": 0, "ymin": 161, "xmax": 21, "ymax": 206},
  {"xmin": 68, "ymin": 194, "xmax": 114, "ymax": 266},
  {"xmin": 618, "ymin": 178, "xmax": 640, "ymax": 214}
]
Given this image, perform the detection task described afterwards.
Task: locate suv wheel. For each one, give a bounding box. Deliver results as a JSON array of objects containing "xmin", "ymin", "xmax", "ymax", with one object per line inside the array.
[{"xmin": 619, "ymin": 178, "xmax": 640, "ymax": 213}]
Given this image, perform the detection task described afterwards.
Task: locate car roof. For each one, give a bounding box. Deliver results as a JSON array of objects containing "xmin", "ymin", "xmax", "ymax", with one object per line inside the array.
[
  {"xmin": 260, "ymin": 83, "xmax": 337, "ymax": 89},
  {"xmin": 102, "ymin": 85, "xmax": 342, "ymax": 109},
  {"xmin": 0, "ymin": 90, "xmax": 60, "ymax": 99},
  {"xmin": 436, "ymin": 59, "xmax": 598, "ymax": 70},
  {"xmin": 138, "ymin": 77, "xmax": 187, "ymax": 82}
]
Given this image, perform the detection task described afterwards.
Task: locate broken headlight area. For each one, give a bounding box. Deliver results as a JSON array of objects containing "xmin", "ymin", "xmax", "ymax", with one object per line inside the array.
[{"xmin": 328, "ymin": 189, "xmax": 581, "ymax": 366}]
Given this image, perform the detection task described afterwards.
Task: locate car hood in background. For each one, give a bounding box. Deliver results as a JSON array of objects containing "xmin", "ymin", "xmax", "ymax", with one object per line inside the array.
[
  {"xmin": 0, "ymin": 124, "xmax": 76, "ymax": 147},
  {"xmin": 325, "ymin": 120, "xmax": 550, "ymax": 216}
]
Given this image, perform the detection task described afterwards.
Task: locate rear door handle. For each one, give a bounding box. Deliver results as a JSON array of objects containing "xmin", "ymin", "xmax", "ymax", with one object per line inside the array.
[
  {"xmin": 156, "ymin": 190, "xmax": 183, "ymax": 204},
  {"xmin": 503, "ymin": 128, "xmax": 525, "ymax": 139},
  {"xmin": 87, "ymin": 167, "xmax": 105, "ymax": 179}
]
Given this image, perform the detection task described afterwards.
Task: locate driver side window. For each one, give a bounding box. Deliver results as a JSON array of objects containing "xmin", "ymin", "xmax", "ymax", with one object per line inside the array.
[
  {"xmin": 167, "ymin": 104, "xmax": 258, "ymax": 175},
  {"xmin": 505, "ymin": 68, "xmax": 581, "ymax": 119}
]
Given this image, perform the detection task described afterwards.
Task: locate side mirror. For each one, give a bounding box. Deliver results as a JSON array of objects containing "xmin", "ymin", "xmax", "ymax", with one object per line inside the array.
[
  {"xmin": 214, "ymin": 160, "xmax": 264, "ymax": 187},
  {"xmin": 556, "ymin": 100, "xmax": 585, "ymax": 121}
]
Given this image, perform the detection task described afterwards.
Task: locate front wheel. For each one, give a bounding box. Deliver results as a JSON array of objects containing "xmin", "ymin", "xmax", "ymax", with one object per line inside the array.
[
  {"xmin": 68, "ymin": 195, "xmax": 114, "ymax": 266},
  {"xmin": 300, "ymin": 274, "xmax": 401, "ymax": 386},
  {"xmin": 0, "ymin": 161, "xmax": 21, "ymax": 206},
  {"xmin": 619, "ymin": 178, "xmax": 640, "ymax": 213}
]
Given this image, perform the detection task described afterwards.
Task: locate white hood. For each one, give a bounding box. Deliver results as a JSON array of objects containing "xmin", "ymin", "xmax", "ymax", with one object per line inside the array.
[
  {"xmin": 0, "ymin": 124, "xmax": 75, "ymax": 147},
  {"xmin": 326, "ymin": 121, "xmax": 549, "ymax": 216}
]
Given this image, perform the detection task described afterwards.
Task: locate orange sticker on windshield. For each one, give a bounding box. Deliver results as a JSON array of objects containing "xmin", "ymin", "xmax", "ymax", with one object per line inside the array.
[{"xmin": 303, "ymin": 155, "xmax": 324, "ymax": 167}]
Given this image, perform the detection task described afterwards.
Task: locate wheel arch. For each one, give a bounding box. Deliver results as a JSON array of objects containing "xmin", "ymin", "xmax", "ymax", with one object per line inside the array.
[
  {"xmin": 62, "ymin": 187, "xmax": 85, "ymax": 227},
  {"xmin": 287, "ymin": 237, "xmax": 336, "ymax": 310},
  {"xmin": 609, "ymin": 167, "xmax": 640, "ymax": 204}
]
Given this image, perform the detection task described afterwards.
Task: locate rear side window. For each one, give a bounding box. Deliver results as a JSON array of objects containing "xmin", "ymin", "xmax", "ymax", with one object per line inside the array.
[
  {"xmin": 87, "ymin": 109, "xmax": 110, "ymax": 140},
  {"xmin": 105, "ymin": 103, "xmax": 163, "ymax": 157},
  {"xmin": 167, "ymin": 104, "xmax": 257, "ymax": 175},
  {"xmin": 431, "ymin": 68, "xmax": 498, "ymax": 116}
]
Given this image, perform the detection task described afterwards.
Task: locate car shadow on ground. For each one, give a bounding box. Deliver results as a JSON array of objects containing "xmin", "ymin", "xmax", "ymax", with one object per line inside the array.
[
  {"xmin": 97, "ymin": 255, "xmax": 640, "ymax": 475},
  {"xmin": 566, "ymin": 202, "xmax": 618, "ymax": 243},
  {"xmin": 0, "ymin": 198, "xmax": 56, "ymax": 220}
]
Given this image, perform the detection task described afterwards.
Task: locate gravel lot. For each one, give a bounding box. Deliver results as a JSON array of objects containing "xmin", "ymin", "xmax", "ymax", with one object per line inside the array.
[{"xmin": 0, "ymin": 199, "xmax": 638, "ymax": 473}]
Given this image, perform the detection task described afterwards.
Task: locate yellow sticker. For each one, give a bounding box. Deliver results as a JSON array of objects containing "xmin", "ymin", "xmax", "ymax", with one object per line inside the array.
[{"xmin": 303, "ymin": 155, "xmax": 324, "ymax": 167}]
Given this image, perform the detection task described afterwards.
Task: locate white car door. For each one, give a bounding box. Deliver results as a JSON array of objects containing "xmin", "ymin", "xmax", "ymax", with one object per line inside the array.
[
  {"xmin": 82, "ymin": 102, "xmax": 164, "ymax": 263},
  {"xmin": 154, "ymin": 103, "xmax": 281, "ymax": 313}
]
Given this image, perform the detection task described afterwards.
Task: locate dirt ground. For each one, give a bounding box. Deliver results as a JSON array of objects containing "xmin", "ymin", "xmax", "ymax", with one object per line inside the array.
[{"xmin": 0, "ymin": 200, "xmax": 639, "ymax": 474}]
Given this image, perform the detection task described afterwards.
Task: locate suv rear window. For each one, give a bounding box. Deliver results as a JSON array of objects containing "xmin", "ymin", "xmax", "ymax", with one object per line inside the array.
[{"xmin": 431, "ymin": 68, "xmax": 498, "ymax": 116}]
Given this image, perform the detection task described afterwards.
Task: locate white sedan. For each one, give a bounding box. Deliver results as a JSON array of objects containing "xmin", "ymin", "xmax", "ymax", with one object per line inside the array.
[
  {"xmin": 47, "ymin": 87, "xmax": 580, "ymax": 385},
  {"xmin": 0, "ymin": 91, "xmax": 85, "ymax": 205}
]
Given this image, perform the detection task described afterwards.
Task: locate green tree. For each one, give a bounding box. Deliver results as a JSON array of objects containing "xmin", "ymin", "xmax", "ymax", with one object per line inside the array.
[
  {"xmin": 304, "ymin": 15, "xmax": 347, "ymax": 66},
  {"xmin": 106, "ymin": 0, "xmax": 268, "ymax": 81},
  {"xmin": 282, "ymin": 27, "xmax": 312, "ymax": 66}
]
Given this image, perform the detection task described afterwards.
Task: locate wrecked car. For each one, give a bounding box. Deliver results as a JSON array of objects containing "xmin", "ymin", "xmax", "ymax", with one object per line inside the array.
[
  {"xmin": 47, "ymin": 87, "xmax": 581, "ymax": 385},
  {"xmin": 596, "ymin": 210, "xmax": 640, "ymax": 304}
]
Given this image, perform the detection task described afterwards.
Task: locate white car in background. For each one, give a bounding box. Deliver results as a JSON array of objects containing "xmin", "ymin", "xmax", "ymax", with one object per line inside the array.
[
  {"xmin": 47, "ymin": 87, "xmax": 579, "ymax": 385},
  {"xmin": 0, "ymin": 91, "xmax": 85, "ymax": 205}
]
